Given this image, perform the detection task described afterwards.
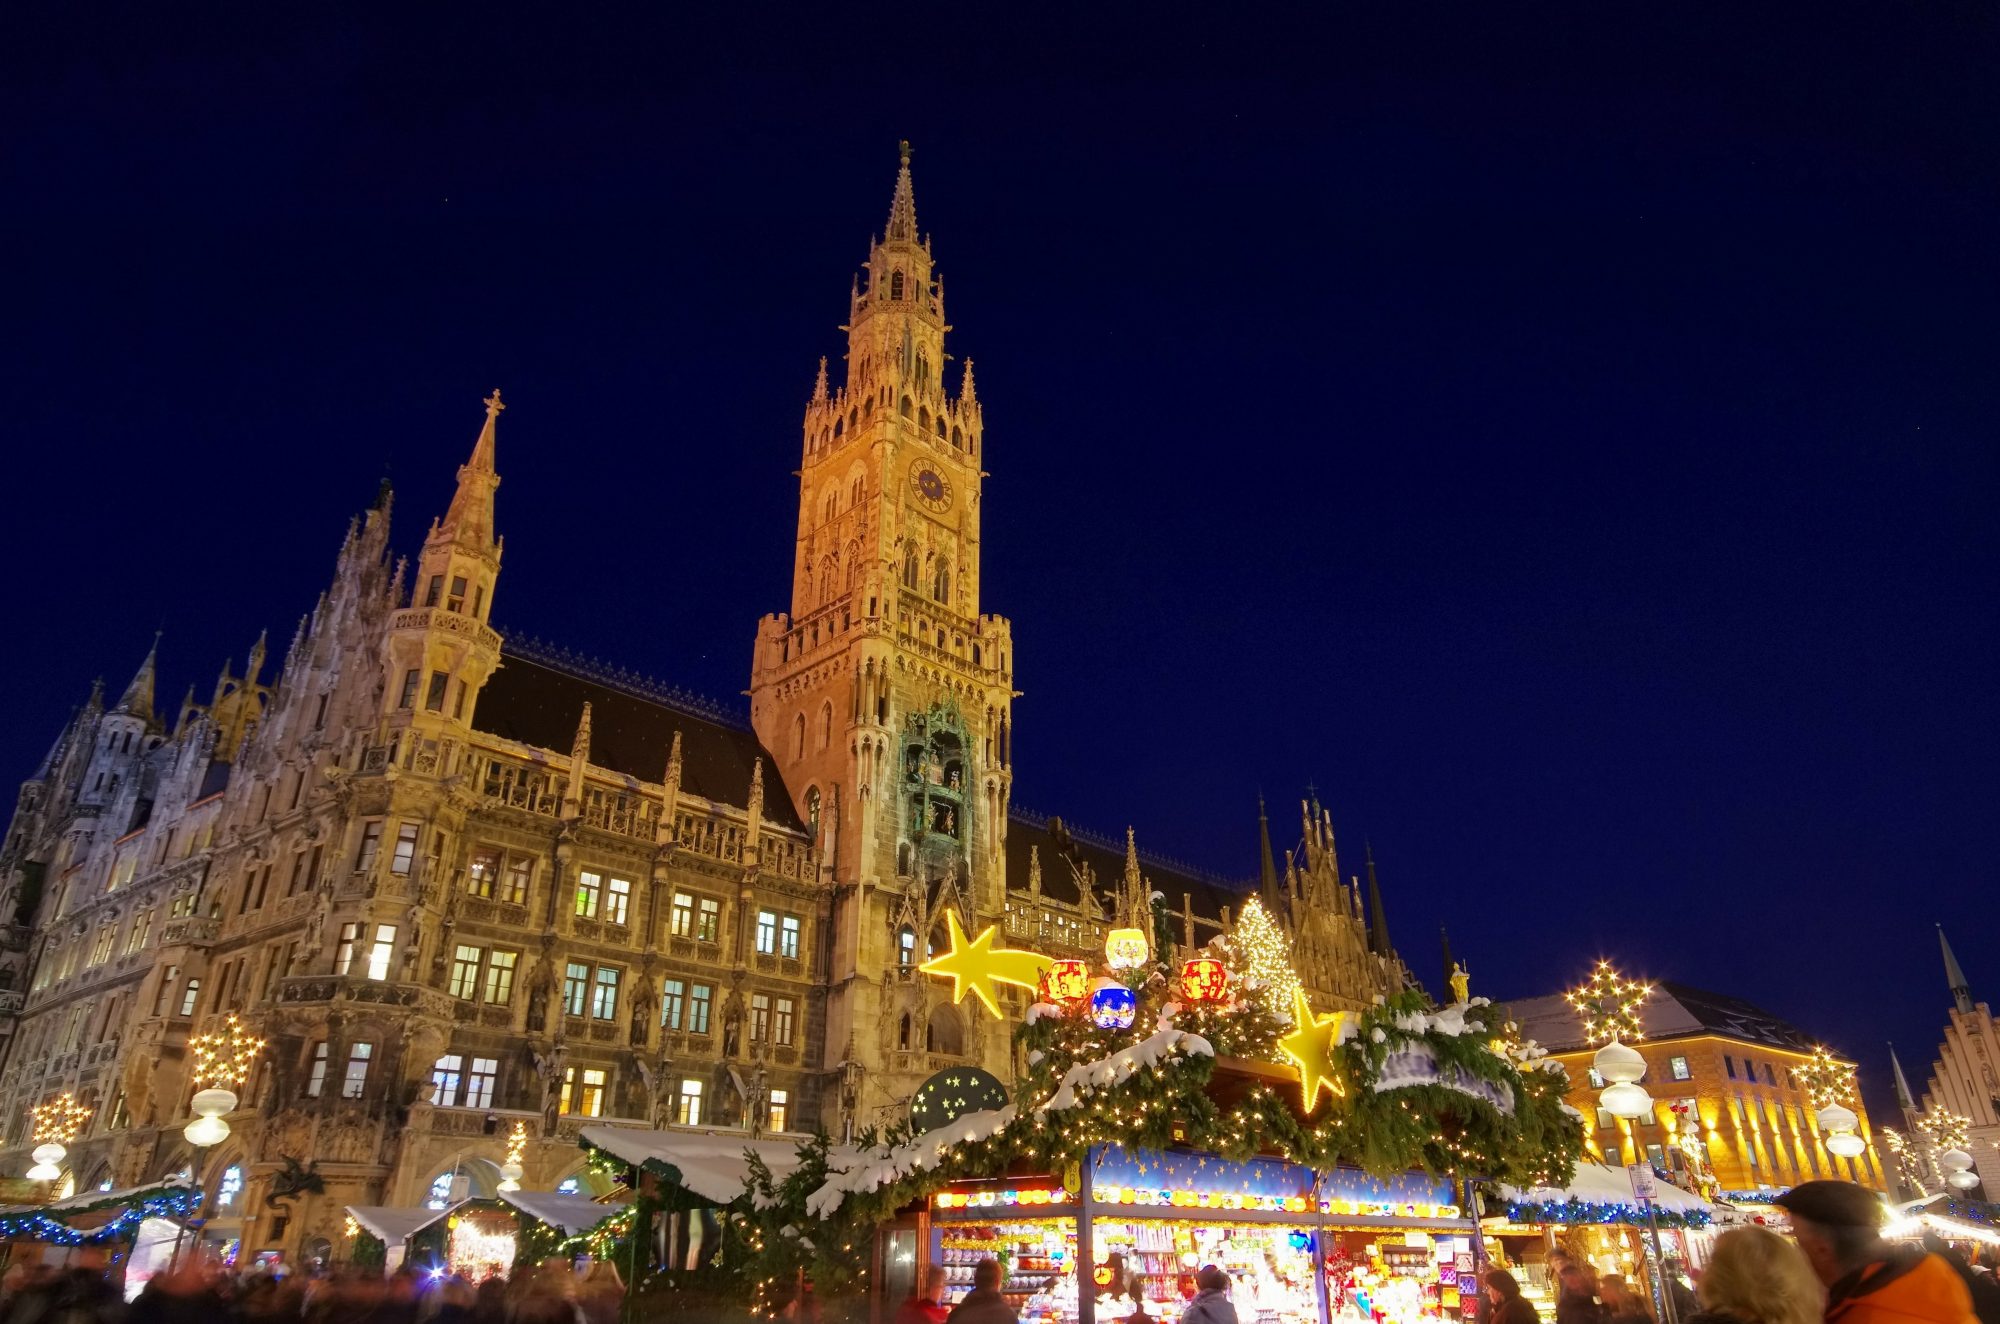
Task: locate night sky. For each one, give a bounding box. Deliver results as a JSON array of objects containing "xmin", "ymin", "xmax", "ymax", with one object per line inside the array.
[{"xmin": 5, "ymin": 5, "xmax": 1996, "ymax": 1126}]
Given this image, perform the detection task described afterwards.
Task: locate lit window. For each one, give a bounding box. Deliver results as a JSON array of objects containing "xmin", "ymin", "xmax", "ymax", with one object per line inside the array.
[
  {"xmin": 688, "ymin": 985, "xmax": 712, "ymax": 1035},
  {"xmin": 1587, "ymin": 1067, "xmax": 1605, "ymax": 1089},
  {"xmin": 365, "ymin": 925, "xmax": 396, "ymax": 981},
  {"xmin": 696, "ymin": 897, "xmax": 720, "ymax": 943},
  {"xmin": 449, "ymin": 946, "xmax": 482, "ymax": 1000},
  {"xmin": 756, "ymin": 911, "xmax": 777, "ymax": 955},
  {"xmin": 424, "ymin": 575, "xmax": 443, "ymax": 608},
  {"xmin": 592, "ymin": 967, "xmax": 620, "ymax": 1021},
  {"xmin": 560, "ymin": 1067, "xmax": 606, "ymax": 1118},
  {"xmin": 774, "ymin": 997, "xmax": 795, "ymax": 1047},
  {"xmin": 178, "ymin": 978, "xmax": 201, "ymax": 1017},
  {"xmin": 780, "ymin": 915, "xmax": 801, "ymax": 961},
  {"xmin": 897, "ymin": 928, "xmax": 915, "ymax": 967},
  {"xmin": 389, "ymin": 823, "xmax": 419, "ymax": 876},
  {"xmin": 484, "ymin": 951, "xmax": 517, "ymax": 1004},
  {"xmin": 465, "ymin": 1057, "xmax": 498, "ymax": 1110},
  {"xmin": 768, "ymin": 1089, "xmax": 789, "ymax": 1133},
  {"xmin": 334, "ymin": 923, "xmax": 362, "ymax": 975},
  {"xmin": 555, "ymin": 1177, "xmax": 580, "ymax": 1195},
  {"xmin": 216, "ymin": 1165, "xmax": 243, "ymax": 1209},
  {"xmin": 605, "ymin": 877, "xmax": 631, "ymax": 926},
  {"xmin": 125, "ymin": 911, "xmax": 152, "ymax": 956},
  {"xmin": 432, "ymin": 1054, "xmax": 464, "ymax": 1104},
  {"xmin": 427, "ymin": 1171, "xmax": 455, "ymax": 1210},
  {"xmin": 1670, "ymin": 1056, "xmax": 1691, "ymax": 1081},
  {"xmin": 306, "ymin": 1042, "xmax": 329, "ymax": 1097},
  {"xmin": 670, "ymin": 893, "xmax": 695, "ymax": 938},
  {"xmin": 343, "ymin": 1042, "xmax": 373, "ymax": 1099},
  {"xmin": 575, "ymin": 870, "xmax": 603, "ymax": 920},
  {"xmin": 661, "ymin": 980, "xmax": 685, "ymax": 1030},
  {"xmin": 467, "ymin": 850, "xmax": 499, "ymax": 898},
  {"xmin": 750, "ymin": 993, "xmax": 770, "ymax": 1043},
  {"xmin": 1596, "ymin": 1108, "xmax": 1619, "ymax": 1129},
  {"xmin": 502, "ymin": 857, "xmax": 530, "ymax": 906},
  {"xmin": 563, "ymin": 963, "xmax": 590, "ymax": 1017},
  {"xmin": 677, "ymin": 1079, "xmax": 703, "ymax": 1126}
]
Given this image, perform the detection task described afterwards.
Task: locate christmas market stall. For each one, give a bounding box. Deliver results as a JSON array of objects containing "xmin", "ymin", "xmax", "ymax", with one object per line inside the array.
[
  {"xmin": 0, "ymin": 1179, "xmax": 199, "ymax": 1288},
  {"xmin": 796, "ymin": 902, "xmax": 1585, "ymax": 1324},
  {"xmin": 1486, "ymin": 1162, "xmax": 1716, "ymax": 1305},
  {"xmin": 344, "ymin": 1190, "xmax": 631, "ymax": 1276}
]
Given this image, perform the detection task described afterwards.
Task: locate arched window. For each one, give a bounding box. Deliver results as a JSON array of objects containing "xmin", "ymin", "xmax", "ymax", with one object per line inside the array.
[
  {"xmin": 917, "ymin": 353, "xmax": 930, "ymax": 387},
  {"xmin": 848, "ymin": 407, "xmax": 858, "ymax": 429},
  {"xmin": 900, "ymin": 396, "xmax": 913, "ymax": 419},
  {"xmin": 918, "ymin": 408, "xmax": 931, "ymax": 434},
  {"xmin": 804, "ymin": 786, "xmax": 822, "ymax": 839},
  {"xmin": 897, "ymin": 926, "xmax": 916, "ymax": 967},
  {"xmin": 823, "ymin": 491, "xmax": 838, "ymax": 524},
  {"xmin": 890, "ymin": 270, "xmax": 905, "ymax": 300},
  {"xmin": 925, "ymin": 1005, "xmax": 964, "ymax": 1056},
  {"xmin": 951, "ymin": 426, "xmax": 962, "ymax": 449},
  {"xmin": 933, "ymin": 560, "xmax": 950, "ymax": 604},
  {"xmin": 850, "ymin": 476, "xmax": 864, "ymax": 507},
  {"xmin": 216, "ymin": 1164, "xmax": 244, "ymax": 1209},
  {"xmin": 793, "ymin": 714, "xmax": 806, "ymax": 760},
  {"xmin": 934, "ymin": 415, "xmax": 946, "ymax": 439},
  {"xmin": 819, "ymin": 558, "xmax": 837, "ymax": 606},
  {"xmin": 833, "ymin": 416, "xmax": 844, "ymax": 439},
  {"xmin": 819, "ymin": 702, "xmax": 833, "ymax": 750},
  {"xmin": 902, "ymin": 547, "xmax": 919, "ymax": 590},
  {"xmin": 898, "ymin": 1013, "xmax": 912, "ymax": 1050}
]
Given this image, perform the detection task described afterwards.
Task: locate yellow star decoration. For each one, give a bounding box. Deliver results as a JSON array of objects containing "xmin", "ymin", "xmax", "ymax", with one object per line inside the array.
[
  {"xmin": 1276, "ymin": 988, "xmax": 1350, "ymax": 1112},
  {"xmin": 919, "ymin": 910, "xmax": 1054, "ymax": 1019}
]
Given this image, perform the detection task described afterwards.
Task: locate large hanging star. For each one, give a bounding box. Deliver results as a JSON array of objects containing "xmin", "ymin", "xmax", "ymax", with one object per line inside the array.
[
  {"xmin": 1276, "ymin": 988, "xmax": 1350, "ymax": 1112},
  {"xmin": 919, "ymin": 911, "xmax": 1054, "ymax": 1018}
]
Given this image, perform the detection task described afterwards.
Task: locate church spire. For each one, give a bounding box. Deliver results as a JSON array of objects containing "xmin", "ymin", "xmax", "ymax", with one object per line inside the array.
[
  {"xmin": 1889, "ymin": 1042, "xmax": 1919, "ymax": 1124},
  {"xmin": 1363, "ymin": 840, "xmax": 1392, "ymax": 958},
  {"xmin": 440, "ymin": 390, "xmax": 503, "ymax": 548},
  {"xmin": 811, "ymin": 356, "xmax": 829, "ymax": 403},
  {"xmin": 885, "ymin": 140, "xmax": 919, "ymax": 244},
  {"xmin": 1940, "ymin": 926, "xmax": 1975, "ymax": 1014},
  {"xmin": 112, "ymin": 633, "xmax": 161, "ymax": 719},
  {"xmin": 1256, "ymin": 797, "xmax": 1282, "ymax": 913}
]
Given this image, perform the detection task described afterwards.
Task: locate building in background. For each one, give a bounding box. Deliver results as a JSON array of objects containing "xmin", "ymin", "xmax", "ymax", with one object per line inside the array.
[
  {"xmin": 1905, "ymin": 928, "xmax": 1999, "ymax": 1196},
  {"xmin": 0, "ymin": 146, "xmax": 1410, "ymax": 1267},
  {"xmin": 1509, "ymin": 981, "xmax": 1887, "ymax": 1197}
]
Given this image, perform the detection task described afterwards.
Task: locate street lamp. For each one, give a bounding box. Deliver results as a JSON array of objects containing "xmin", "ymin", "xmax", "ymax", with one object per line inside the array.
[
  {"xmin": 497, "ymin": 1121, "xmax": 527, "ymax": 1193},
  {"xmin": 177, "ymin": 1014, "xmax": 265, "ymax": 1256},
  {"xmin": 25, "ymin": 1094, "xmax": 92, "ymax": 1183},
  {"xmin": 1567, "ymin": 961, "xmax": 1656, "ymax": 1124},
  {"xmin": 1940, "ymin": 1148, "xmax": 1979, "ymax": 1191}
]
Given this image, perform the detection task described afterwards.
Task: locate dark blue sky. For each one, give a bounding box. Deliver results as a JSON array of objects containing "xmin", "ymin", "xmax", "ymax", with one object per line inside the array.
[{"xmin": 5, "ymin": 4, "xmax": 1995, "ymax": 1124}]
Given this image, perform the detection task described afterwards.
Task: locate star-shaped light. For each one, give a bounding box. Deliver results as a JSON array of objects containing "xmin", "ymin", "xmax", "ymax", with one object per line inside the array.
[
  {"xmin": 1276, "ymin": 988, "xmax": 1349, "ymax": 1111},
  {"xmin": 919, "ymin": 910, "xmax": 1054, "ymax": 1018}
]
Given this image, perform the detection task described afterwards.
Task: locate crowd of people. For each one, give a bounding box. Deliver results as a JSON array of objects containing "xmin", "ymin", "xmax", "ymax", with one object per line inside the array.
[{"xmin": 0, "ymin": 1253, "xmax": 625, "ymax": 1324}]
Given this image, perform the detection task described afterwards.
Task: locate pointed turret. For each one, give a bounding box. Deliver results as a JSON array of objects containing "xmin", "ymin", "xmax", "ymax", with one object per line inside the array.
[
  {"xmin": 1118, "ymin": 827, "xmax": 1149, "ymax": 930},
  {"xmin": 113, "ymin": 634, "xmax": 161, "ymax": 720},
  {"xmin": 1889, "ymin": 1042, "xmax": 1918, "ymax": 1114},
  {"xmin": 440, "ymin": 390, "xmax": 503, "ymax": 549},
  {"xmin": 960, "ymin": 358, "xmax": 977, "ymax": 405},
  {"xmin": 1256, "ymin": 797, "xmax": 1283, "ymax": 913},
  {"xmin": 1363, "ymin": 841, "xmax": 1392, "ymax": 958},
  {"xmin": 561, "ymin": 701, "xmax": 592, "ymax": 817},
  {"xmin": 811, "ymin": 357, "xmax": 829, "ymax": 403},
  {"xmin": 885, "ymin": 140, "xmax": 918, "ymax": 244},
  {"xmin": 1939, "ymin": 926, "xmax": 1975, "ymax": 1014}
]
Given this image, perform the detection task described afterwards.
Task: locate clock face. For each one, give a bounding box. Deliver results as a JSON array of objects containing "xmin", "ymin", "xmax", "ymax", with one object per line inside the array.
[{"xmin": 910, "ymin": 465, "xmax": 953, "ymax": 513}]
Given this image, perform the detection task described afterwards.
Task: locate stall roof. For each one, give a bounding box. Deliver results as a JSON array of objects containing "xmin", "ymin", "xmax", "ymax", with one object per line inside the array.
[
  {"xmin": 346, "ymin": 1204, "xmax": 460, "ymax": 1245},
  {"xmin": 1501, "ymin": 1162, "xmax": 1715, "ymax": 1217},
  {"xmin": 579, "ymin": 1126, "xmax": 817, "ymax": 1205},
  {"xmin": 498, "ymin": 1189, "xmax": 631, "ymax": 1235},
  {"xmin": 0, "ymin": 1178, "xmax": 193, "ymax": 1218}
]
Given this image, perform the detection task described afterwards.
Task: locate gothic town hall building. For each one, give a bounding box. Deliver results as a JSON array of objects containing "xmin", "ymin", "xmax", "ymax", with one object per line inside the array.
[{"xmin": 0, "ymin": 148, "xmax": 1409, "ymax": 1263}]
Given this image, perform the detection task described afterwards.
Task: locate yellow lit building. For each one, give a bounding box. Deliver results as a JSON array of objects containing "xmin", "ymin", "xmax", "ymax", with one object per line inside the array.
[{"xmin": 1508, "ymin": 981, "xmax": 1887, "ymax": 1197}]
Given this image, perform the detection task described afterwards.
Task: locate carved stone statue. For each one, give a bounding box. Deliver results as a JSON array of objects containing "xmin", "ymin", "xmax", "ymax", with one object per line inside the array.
[{"xmin": 721, "ymin": 991, "xmax": 743, "ymax": 1059}]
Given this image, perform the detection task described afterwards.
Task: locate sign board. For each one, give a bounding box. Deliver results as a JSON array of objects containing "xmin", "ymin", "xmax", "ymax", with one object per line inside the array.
[{"xmin": 1627, "ymin": 1164, "xmax": 1657, "ymax": 1200}]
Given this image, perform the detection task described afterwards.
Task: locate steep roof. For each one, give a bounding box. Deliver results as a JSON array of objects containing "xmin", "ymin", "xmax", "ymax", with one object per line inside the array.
[
  {"xmin": 1003, "ymin": 809, "xmax": 1252, "ymax": 921},
  {"xmin": 473, "ymin": 643, "xmax": 804, "ymax": 831},
  {"xmin": 1506, "ymin": 980, "xmax": 1821, "ymax": 1055}
]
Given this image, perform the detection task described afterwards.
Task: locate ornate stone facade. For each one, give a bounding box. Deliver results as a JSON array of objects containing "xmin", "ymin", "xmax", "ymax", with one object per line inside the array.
[{"xmin": 0, "ymin": 147, "xmax": 1406, "ymax": 1263}]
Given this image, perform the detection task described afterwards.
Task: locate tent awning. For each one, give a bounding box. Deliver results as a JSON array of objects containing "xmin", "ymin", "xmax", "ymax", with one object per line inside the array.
[
  {"xmin": 578, "ymin": 1125, "xmax": 812, "ymax": 1205},
  {"xmin": 1498, "ymin": 1162, "xmax": 1716, "ymax": 1221},
  {"xmin": 346, "ymin": 1203, "xmax": 460, "ymax": 1245},
  {"xmin": 497, "ymin": 1189, "xmax": 630, "ymax": 1235}
]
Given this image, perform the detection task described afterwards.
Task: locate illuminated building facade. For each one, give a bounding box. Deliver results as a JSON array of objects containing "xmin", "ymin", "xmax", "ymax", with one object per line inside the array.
[
  {"xmin": 0, "ymin": 147, "xmax": 1408, "ymax": 1263},
  {"xmin": 1911, "ymin": 928, "xmax": 2000, "ymax": 1194},
  {"xmin": 1509, "ymin": 982, "xmax": 1888, "ymax": 1195}
]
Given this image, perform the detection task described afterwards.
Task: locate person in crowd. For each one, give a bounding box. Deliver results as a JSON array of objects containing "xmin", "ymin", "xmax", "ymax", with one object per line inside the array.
[
  {"xmin": 1680, "ymin": 1225, "xmax": 1822, "ymax": 1324},
  {"xmin": 944, "ymin": 1259, "xmax": 1016, "ymax": 1324},
  {"xmin": 895, "ymin": 1265, "xmax": 949, "ymax": 1324},
  {"xmin": 1178, "ymin": 1266, "xmax": 1236, "ymax": 1324},
  {"xmin": 1599, "ymin": 1274, "xmax": 1652, "ymax": 1324},
  {"xmin": 574, "ymin": 1261, "xmax": 621, "ymax": 1324},
  {"xmin": 1485, "ymin": 1270, "xmax": 1541, "ymax": 1324},
  {"xmin": 1773, "ymin": 1179, "xmax": 1976, "ymax": 1324},
  {"xmin": 1661, "ymin": 1258, "xmax": 1700, "ymax": 1323},
  {"xmin": 1920, "ymin": 1235, "xmax": 2000, "ymax": 1324},
  {"xmin": 1556, "ymin": 1261, "xmax": 1606, "ymax": 1324}
]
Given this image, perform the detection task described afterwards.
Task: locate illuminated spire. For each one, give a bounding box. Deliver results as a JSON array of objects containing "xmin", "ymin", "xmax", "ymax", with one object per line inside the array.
[
  {"xmin": 811, "ymin": 356, "xmax": 829, "ymax": 403},
  {"xmin": 1940, "ymin": 926, "xmax": 1974, "ymax": 1014},
  {"xmin": 1888, "ymin": 1042, "xmax": 1918, "ymax": 1113},
  {"xmin": 440, "ymin": 390, "xmax": 503, "ymax": 548},
  {"xmin": 1256, "ymin": 797, "xmax": 1282, "ymax": 913},
  {"xmin": 885, "ymin": 140, "xmax": 918, "ymax": 244},
  {"xmin": 112, "ymin": 634, "xmax": 161, "ymax": 719},
  {"xmin": 1363, "ymin": 840, "xmax": 1392, "ymax": 958}
]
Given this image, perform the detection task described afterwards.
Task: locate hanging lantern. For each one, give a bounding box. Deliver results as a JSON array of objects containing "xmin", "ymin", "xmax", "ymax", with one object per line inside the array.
[
  {"xmin": 1089, "ymin": 980, "xmax": 1137, "ymax": 1030},
  {"xmin": 1179, "ymin": 957, "xmax": 1229, "ymax": 1003},
  {"xmin": 1042, "ymin": 959, "xmax": 1090, "ymax": 1003},
  {"xmin": 1104, "ymin": 928, "xmax": 1150, "ymax": 970}
]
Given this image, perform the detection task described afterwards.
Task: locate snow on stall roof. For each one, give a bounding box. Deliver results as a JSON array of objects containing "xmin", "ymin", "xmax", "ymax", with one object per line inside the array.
[
  {"xmin": 346, "ymin": 1204, "xmax": 460, "ymax": 1245},
  {"xmin": 806, "ymin": 1028, "xmax": 1215, "ymax": 1218},
  {"xmin": 498, "ymin": 1189, "xmax": 631, "ymax": 1234},
  {"xmin": 579, "ymin": 1126, "xmax": 814, "ymax": 1206},
  {"xmin": 1501, "ymin": 1161, "xmax": 1715, "ymax": 1215}
]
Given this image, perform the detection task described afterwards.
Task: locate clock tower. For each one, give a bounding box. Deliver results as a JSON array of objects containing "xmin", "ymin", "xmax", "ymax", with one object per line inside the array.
[{"xmin": 749, "ymin": 144, "xmax": 1018, "ymax": 1118}]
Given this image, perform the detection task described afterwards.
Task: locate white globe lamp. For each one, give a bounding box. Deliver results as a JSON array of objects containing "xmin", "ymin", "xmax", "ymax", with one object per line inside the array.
[
  {"xmin": 1592, "ymin": 1040, "xmax": 1647, "ymax": 1085},
  {"xmin": 1825, "ymin": 1130, "xmax": 1867, "ymax": 1159},
  {"xmin": 497, "ymin": 1161, "xmax": 524, "ymax": 1194},
  {"xmin": 26, "ymin": 1143, "xmax": 65, "ymax": 1182},
  {"xmin": 1601, "ymin": 1081, "xmax": 1655, "ymax": 1120},
  {"xmin": 189, "ymin": 1088, "xmax": 238, "ymax": 1119},
  {"xmin": 184, "ymin": 1114, "xmax": 231, "ymax": 1148},
  {"xmin": 1947, "ymin": 1169, "xmax": 1980, "ymax": 1191}
]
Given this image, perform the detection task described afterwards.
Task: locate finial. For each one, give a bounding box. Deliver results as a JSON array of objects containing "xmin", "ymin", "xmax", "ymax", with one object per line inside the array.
[
  {"xmin": 484, "ymin": 388, "xmax": 505, "ymax": 417},
  {"xmin": 898, "ymin": 139, "xmax": 911, "ymax": 167}
]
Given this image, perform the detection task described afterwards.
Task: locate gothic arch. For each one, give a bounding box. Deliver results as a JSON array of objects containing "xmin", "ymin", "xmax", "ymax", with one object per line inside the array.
[
  {"xmin": 890, "ymin": 269, "xmax": 905, "ymax": 300},
  {"xmin": 900, "ymin": 396, "xmax": 913, "ymax": 419},
  {"xmin": 925, "ymin": 1004, "xmax": 964, "ymax": 1056},
  {"xmin": 933, "ymin": 558, "xmax": 951, "ymax": 604}
]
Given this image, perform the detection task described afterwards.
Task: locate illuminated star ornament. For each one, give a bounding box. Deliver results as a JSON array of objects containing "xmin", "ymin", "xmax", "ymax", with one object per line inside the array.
[
  {"xmin": 919, "ymin": 910, "xmax": 1053, "ymax": 1018},
  {"xmin": 1276, "ymin": 989, "xmax": 1349, "ymax": 1111},
  {"xmin": 1565, "ymin": 959, "xmax": 1651, "ymax": 1044}
]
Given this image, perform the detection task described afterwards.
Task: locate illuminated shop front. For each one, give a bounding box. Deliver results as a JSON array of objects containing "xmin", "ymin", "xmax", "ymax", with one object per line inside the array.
[{"xmin": 920, "ymin": 1147, "xmax": 1478, "ymax": 1324}]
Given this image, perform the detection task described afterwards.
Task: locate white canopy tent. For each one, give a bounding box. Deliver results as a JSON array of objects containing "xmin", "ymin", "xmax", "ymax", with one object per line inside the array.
[
  {"xmin": 578, "ymin": 1125, "xmax": 817, "ymax": 1206},
  {"xmin": 496, "ymin": 1189, "xmax": 630, "ymax": 1236},
  {"xmin": 1499, "ymin": 1161, "xmax": 1718, "ymax": 1219}
]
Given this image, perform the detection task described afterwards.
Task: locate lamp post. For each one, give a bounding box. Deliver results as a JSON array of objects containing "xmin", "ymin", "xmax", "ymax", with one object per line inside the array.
[
  {"xmin": 25, "ymin": 1093, "xmax": 93, "ymax": 1186},
  {"xmin": 173, "ymin": 1013, "xmax": 266, "ymax": 1263}
]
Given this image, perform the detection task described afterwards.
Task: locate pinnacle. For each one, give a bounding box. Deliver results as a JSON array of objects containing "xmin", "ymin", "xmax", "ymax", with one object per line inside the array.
[
  {"xmin": 885, "ymin": 140, "xmax": 919, "ymax": 244},
  {"xmin": 113, "ymin": 633, "xmax": 162, "ymax": 719}
]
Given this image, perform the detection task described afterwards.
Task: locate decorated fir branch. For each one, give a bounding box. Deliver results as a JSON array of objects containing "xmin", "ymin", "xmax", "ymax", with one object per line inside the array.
[{"xmin": 1502, "ymin": 1195, "xmax": 1711, "ymax": 1230}]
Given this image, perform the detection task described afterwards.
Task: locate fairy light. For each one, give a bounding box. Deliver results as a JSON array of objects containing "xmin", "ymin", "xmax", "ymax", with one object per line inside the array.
[
  {"xmin": 188, "ymin": 1013, "xmax": 266, "ymax": 1090},
  {"xmin": 1565, "ymin": 960, "xmax": 1652, "ymax": 1044},
  {"xmin": 1919, "ymin": 1109, "xmax": 1970, "ymax": 1153},
  {"xmin": 505, "ymin": 1121, "xmax": 528, "ymax": 1167},
  {"xmin": 1798, "ymin": 1046, "xmax": 1859, "ymax": 1111},
  {"xmin": 31, "ymin": 1094, "xmax": 91, "ymax": 1147},
  {"xmin": 1227, "ymin": 897, "xmax": 1303, "ymax": 1024}
]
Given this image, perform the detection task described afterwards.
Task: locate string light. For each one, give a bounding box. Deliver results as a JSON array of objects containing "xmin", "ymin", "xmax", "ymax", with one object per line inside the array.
[
  {"xmin": 31, "ymin": 1094, "xmax": 92, "ymax": 1147},
  {"xmin": 1227, "ymin": 898, "xmax": 1303, "ymax": 1024},
  {"xmin": 1565, "ymin": 960, "xmax": 1652, "ymax": 1044},
  {"xmin": 1797, "ymin": 1046, "xmax": 1859, "ymax": 1111},
  {"xmin": 188, "ymin": 1013, "xmax": 266, "ymax": 1090},
  {"xmin": 1919, "ymin": 1109, "xmax": 1970, "ymax": 1153}
]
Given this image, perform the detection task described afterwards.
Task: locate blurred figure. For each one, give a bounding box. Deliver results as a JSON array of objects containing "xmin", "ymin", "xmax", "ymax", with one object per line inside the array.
[
  {"xmin": 1599, "ymin": 1274, "xmax": 1652, "ymax": 1324},
  {"xmin": 1556, "ymin": 1262, "xmax": 1606, "ymax": 1324},
  {"xmin": 1773, "ymin": 1181, "xmax": 1975, "ymax": 1324},
  {"xmin": 576, "ymin": 1262, "xmax": 622, "ymax": 1324},
  {"xmin": 895, "ymin": 1265, "xmax": 949, "ymax": 1324},
  {"xmin": 1682, "ymin": 1226, "xmax": 1821, "ymax": 1324},
  {"xmin": 1486, "ymin": 1270, "xmax": 1541, "ymax": 1324},
  {"xmin": 1179, "ymin": 1266, "xmax": 1237, "ymax": 1324},
  {"xmin": 944, "ymin": 1261, "xmax": 1015, "ymax": 1324}
]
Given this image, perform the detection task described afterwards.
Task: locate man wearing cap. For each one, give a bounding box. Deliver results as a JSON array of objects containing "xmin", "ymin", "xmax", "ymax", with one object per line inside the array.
[{"xmin": 1773, "ymin": 1180, "xmax": 1977, "ymax": 1324}]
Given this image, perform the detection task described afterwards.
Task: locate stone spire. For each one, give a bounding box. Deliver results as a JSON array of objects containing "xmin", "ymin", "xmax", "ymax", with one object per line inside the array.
[
  {"xmin": 1889, "ymin": 1042, "xmax": 1918, "ymax": 1113},
  {"xmin": 885, "ymin": 140, "xmax": 918, "ymax": 244},
  {"xmin": 811, "ymin": 356, "xmax": 829, "ymax": 403},
  {"xmin": 1118, "ymin": 827, "xmax": 1149, "ymax": 930},
  {"xmin": 1256, "ymin": 797, "xmax": 1282, "ymax": 914},
  {"xmin": 561, "ymin": 701, "xmax": 592, "ymax": 817},
  {"xmin": 960, "ymin": 358, "xmax": 977, "ymax": 405},
  {"xmin": 1363, "ymin": 840, "xmax": 1392, "ymax": 958},
  {"xmin": 1940, "ymin": 926, "xmax": 1975, "ymax": 1014},
  {"xmin": 112, "ymin": 634, "xmax": 161, "ymax": 719},
  {"xmin": 440, "ymin": 389, "xmax": 504, "ymax": 548}
]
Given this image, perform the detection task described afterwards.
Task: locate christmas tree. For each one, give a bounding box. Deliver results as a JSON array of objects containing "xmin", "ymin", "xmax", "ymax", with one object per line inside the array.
[{"xmin": 1225, "ymin": 896, "xmax": 1304, "ymax": 1024}]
